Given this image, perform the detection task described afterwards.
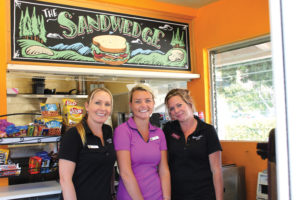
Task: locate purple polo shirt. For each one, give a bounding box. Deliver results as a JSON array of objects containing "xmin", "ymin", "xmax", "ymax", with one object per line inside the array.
[{"xmin": 113, "ymin": 117, "xmax": 167, "ymax": 200}]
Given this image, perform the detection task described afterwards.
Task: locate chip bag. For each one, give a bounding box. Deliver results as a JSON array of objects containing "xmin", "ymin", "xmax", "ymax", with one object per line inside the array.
[
  {"xmin": 66, "ymin": 105, "xmax": 84, "ymax": 126},
  {"xmin": 40, "ymin": 103, "xmax": 60, "ymax": 117}
]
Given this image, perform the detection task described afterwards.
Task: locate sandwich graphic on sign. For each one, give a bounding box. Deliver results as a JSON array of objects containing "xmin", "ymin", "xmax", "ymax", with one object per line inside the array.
[{"xmin": 91, "ymin": 35, "xmax": 130, "ymax": 65}]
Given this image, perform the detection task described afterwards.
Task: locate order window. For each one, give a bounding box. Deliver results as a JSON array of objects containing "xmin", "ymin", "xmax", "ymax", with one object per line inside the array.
[{"xmin": 210, "ymin": 38, "xmax": 275, "ymax": 141}]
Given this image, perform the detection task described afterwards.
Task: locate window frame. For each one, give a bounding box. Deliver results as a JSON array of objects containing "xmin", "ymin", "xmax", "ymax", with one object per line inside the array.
[{"xmin": 209, "ymin": 35, "xmax": 272, "ymax": 141}]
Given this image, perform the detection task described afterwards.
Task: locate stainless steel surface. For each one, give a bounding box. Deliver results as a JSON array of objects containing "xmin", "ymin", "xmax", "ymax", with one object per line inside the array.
[
  {"xmin": 222, "ymin": 165, "xmax": 246, "ymax": 200},
  {"xmin": 77, "ymin": 76, "xmax": 86, "ymax": 95}
]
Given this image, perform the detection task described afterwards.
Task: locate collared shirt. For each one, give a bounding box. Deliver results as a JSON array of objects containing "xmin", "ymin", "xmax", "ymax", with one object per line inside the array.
[
  {"xmin": 163, "ymin": 116, "xmax": 222, "ymax": 200},
  {"xmin": 113, "ymin": 117, "xmax": 167, "ymax": 200},
  {"xmin": 59, "ymin": 121, "xmax": 116, "ymax": 200}
]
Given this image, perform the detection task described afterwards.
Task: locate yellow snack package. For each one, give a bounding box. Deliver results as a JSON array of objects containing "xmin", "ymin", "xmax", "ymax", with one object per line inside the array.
[
  {"xmin": 66, "ymin": 105, "xmax": 84, "ymax": 126},
  {"xmin": 62, "ymin": 99, "xmax": 78, "ymax": 124},
  {"xmin": 0, "ymin": 149, "xmax": 9, "ymax": 165},
  {"xmin": 41, "ymin": 116, "xmax": 63, "ymax": 129}
]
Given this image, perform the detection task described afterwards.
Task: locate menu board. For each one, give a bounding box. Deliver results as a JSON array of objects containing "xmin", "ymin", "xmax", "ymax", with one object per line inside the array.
[{"xmin": 11, "ymin": 0, "xmax": 191, "ymax": 71}]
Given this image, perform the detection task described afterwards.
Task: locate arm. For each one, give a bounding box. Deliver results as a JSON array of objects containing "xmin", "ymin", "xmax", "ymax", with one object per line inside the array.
[
  {"xmin": 158, "ymin": 150, "xmax": 171, "ymax": 200},
  {"xmin": 59, "ymin": 159, "xmax": 77, "ymax": 200},
  {"xmin": 209, "ymin": 151, "xmax": 224, "ymax": 200},
  {"xmin": 116, "ymin": 150, "xmax": 144, "ymax": 200}
]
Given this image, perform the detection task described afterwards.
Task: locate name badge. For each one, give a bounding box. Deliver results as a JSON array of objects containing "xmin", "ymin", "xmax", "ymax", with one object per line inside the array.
[
  {"xmin": 106, "ymin": 138, "xmax": 112, "ymax": 144},
  {"xmin": 87, "ymin": 145, "xmax": 99, "ymax": 149},
  {"xmin": 171, "ymin": 133, "xmax": 180, "ymax": 140},
  {"xmin": 150, "ymin": 136, "xmax": 159, "ymax": 141},
  {"xmin": 192, "ymin": 135, "xmax": 203, "ymax": 140}
]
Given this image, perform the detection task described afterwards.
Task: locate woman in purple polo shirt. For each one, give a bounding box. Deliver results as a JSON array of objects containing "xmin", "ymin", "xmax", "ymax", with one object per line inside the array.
[{"xmin": 113, "ymin": 84, "xmax": 171, "ymax": 200}]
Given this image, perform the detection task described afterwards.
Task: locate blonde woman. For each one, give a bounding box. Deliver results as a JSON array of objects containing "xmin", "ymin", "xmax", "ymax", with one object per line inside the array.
[
  {"xmin": 114, "ymin": 84, "xmax": 171, "ymax": 200},
  {"xmin": 163, "ymin": 89, "xmax": 223, "ymax": 200},
  {"xmin": 59, "ymin": 88, "xmax": 116, "ymax": 200}
]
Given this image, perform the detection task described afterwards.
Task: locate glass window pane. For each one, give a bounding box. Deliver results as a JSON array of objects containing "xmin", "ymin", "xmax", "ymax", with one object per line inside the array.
[{"xmin": 211, "ymin": 41, "xmax": 275, "ymax": 141}]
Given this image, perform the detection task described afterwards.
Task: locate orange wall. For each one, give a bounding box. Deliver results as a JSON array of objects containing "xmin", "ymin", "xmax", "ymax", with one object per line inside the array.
[
  {"xmin": 0, "ymin": 1, "xmax": 8, "ymax": 186},
  {"xmin": 189, "ymin": 0, "xmax": 270, "ymax": 119},
  {"xmin": 0, "ymin": 0, "xmax": 271, "ymax": 198},
  {"xmin": 190, "ymin": 0, "xmax": 270, "ymax": 199},
  {"xmin": 0, "ymin": 0, "xmax": 7, "ymax": 116},
  {"xmin": 0, "ymin": 0, "xmax": 7, "ymax": 186}
]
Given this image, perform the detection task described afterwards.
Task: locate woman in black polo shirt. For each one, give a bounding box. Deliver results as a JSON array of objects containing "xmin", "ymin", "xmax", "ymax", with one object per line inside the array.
[
  {"xmin": 59, "ymin": 88, "xmax": 116, "ymax": 200},
  {"xmin": 163, "ymin": 89, "xmax": 223, "ymax": 200}
]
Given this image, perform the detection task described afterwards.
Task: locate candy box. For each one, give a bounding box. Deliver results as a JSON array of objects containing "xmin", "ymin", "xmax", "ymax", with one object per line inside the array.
[{"xmin": 28, "ymin": 156, "xmax": 42, "ymax": 174}]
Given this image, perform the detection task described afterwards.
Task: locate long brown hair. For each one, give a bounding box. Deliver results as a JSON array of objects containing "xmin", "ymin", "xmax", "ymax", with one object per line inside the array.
[{"xmin": 76, "ymin": 88, "xmax": 113, "ymax": 145}]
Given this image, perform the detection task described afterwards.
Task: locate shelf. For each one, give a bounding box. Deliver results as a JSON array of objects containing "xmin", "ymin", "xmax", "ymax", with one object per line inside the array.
[
  {"xmin": 7, "ymin": 94, "xmax": 88, "ymax": 98},
  {"xmin": 0, "ymin": 136, "xmax": 61, "ymax": 145},
  {"xmin": 0, "ymin": 180, "xmax": 61, "ymax": 200}
]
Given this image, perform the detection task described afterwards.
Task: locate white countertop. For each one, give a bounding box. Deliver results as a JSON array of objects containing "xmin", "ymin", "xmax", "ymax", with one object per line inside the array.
[{"xmin": 0, "ymin": 180, "xmax": 61, "ymax": 200}]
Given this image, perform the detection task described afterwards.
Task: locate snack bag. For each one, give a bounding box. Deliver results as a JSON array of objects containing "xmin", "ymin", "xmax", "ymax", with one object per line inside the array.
[
  {"xmin": 0, "ymin": 131, "xmax": 7, "ymax": 138},
  {"xmin": 0, "ymin": 119, "xmax": 14, "ymax": 132},
  {"xmin": 42, "ymin": 116, "xmax": 63, "ymax": 128},
  {"xmin": 35, "ymin": 152, "xmax": 51, "ymax": 174},
  {"xmin": 62, "ymin": 99, "xmax": 77, "ymax": 109},
  {"xmin": 62, "ymin": 99, "xmax": 78, "ymax": 124},
  {"xmin": 40, "ymin": 103, "xmax": 60, "ymax": 117},
  {"xmin": 42, "ymin": 116, "xmax": 63, "ymax": 136},
  {"xmin": 0, "ymin": 164, "xmax": 21, "ymax": 177},
  {"xmin": 5, "ymin": 125, "xmax": 19, "ymax": 137},
  {"xmin": 17, "ymin": 125, "xmax": 28, "ymax": 137},
  {"xmin": 28, "ymin": 156, "xmax": 42, "ymax": 174},
  {"xmin": 66, "ymin": 105, "xmax": 84, "ymax": 126},
  {"xmin": 27, "ymin": 124, "xmax": 35, "ymax": 136},
  {"xmin": 37, "ymin": 125, "xmax": 49, "ymax": 136},
  {"xmin": 0, "ymin": 149, "xmax": 9, "ymax": 165}
]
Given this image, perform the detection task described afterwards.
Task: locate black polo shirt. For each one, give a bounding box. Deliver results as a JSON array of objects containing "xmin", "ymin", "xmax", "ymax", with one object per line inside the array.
[
  {"xmin": 59, "ymin": 121, "xmax": 116, "ymax": 200},
  {"xmin": 163, "ymin": 116, "xmax": 222, "ymax": 200}
]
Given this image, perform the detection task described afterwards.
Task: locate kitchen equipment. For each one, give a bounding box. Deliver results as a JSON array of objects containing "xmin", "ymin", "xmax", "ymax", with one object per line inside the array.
[
  {"xmin": 223, "ymin": 164, "xmax": 246, "ymax": 200},
  {"xmin": 55, "ymin": 89, "xmax": 77, "ymax": 95},
  {"xmin": 257, "ymin": 170, "xmax": 268, "ymax": 200},
  {"xmin": 44, "ymin": 88, "xmax": 56, "ymax": 94}
]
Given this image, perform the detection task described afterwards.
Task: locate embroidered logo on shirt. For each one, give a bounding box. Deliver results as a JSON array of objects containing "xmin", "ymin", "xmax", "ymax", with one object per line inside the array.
[
  {"xmin": 87, "ymin": 145, "xmax": 99, "ymax": 149},
  {"xmin": 106, "ymin": 138, "xmax": 112, "ymax": 144},
  {"xmin": 150, "ymin": 136, "xmax": 159, "ymax": 141},
  {"xmin": 171, "ymin": 133, "xmax": 180, "ymax": 140},
  {"xmin": 192, "ymin": 135, "xmax": 203, "ymax": 140}
]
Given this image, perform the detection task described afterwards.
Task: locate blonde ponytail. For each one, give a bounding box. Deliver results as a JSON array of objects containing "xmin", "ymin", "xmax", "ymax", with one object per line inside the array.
[{"xmin": 76, "ymin": 114, "xmax": 87, "ymax": 145}]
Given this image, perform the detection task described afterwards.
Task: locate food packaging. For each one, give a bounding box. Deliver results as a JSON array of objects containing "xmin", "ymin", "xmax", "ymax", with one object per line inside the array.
[
  {"xmin": 28, "ymin": 156, "xmax": 42, "ymax": 174},
  {"xmin": 0, "ymin": 164, "xmax": 21, "ymax": 177},
  {"xmin": 40, "ymin": 103, "xmax": 60, "ymax": 117},
  {"xmin": 0, "ymin": 149, "xmax": 9, "ymax": 165}
]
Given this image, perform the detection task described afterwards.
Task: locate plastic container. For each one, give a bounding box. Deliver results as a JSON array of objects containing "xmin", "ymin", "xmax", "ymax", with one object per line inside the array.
[
  {"xmin": 32, "ymin": 83, "xmax": 45, "ymax": 94},
  {"xmin": 32, "ymin": 77, "xmax": 45, "ymax": 83}
]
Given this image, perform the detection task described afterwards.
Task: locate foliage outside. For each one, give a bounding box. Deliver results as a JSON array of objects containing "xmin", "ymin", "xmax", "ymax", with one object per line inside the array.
[
  {"xmin": 224, "ymin": 118, "xmax": 275, "ymax": 141},
  {"xmin": 216, "ymin": 58, "xmax": 275, "ymax": 141}
]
